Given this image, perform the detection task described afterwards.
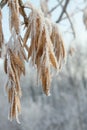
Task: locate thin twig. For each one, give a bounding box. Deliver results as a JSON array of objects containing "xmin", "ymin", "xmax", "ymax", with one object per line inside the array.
[
  {"xmin": 0, "ymin": 0, "xmax": 7, "ymax": 9},
  {"xmin": 61, "ymin": 9, "xmax": 83, "ymax": 21},
  {"xmin": 48, "ymin": 0, "xmax": 64, "ymax": 14},
  {"xmin": 56, "ymin": 0, "xmax": 76, "ymax": 37},
  {"xmin": 58, "ymin": 0, "xmax": 76, "ymax": 38},
  {"xmin": 65, "ymin": 12, "xmax": 76, "ymax": 37},
  {"xmin": 56, "ymin": 0, "xmax": 70, "ymax": 23}
]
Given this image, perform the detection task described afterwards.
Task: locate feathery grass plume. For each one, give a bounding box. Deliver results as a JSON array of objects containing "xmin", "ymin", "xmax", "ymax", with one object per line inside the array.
[
  {"xmin": 51, "ymin": 23, "xmax": 66, "ymax": 69},
  {"xmin": 9, "ymin": 90, "xmax": 21, "ymax": 123},
  {"xmin": 4, "ymin": 30, "xmax": 26, "ymax": 123},
  {"xmin": 49, "ymin": 45, "xmax": 58, "ymax": 69},
  {"xmin": 22, "ymin": 4, "xmax": 59, "ymax": 95},
  {"xmin": 23, "ymin": 14, "xmax": 32, "ymax": 46},
  {"xmin": 8, "ymin": 0, "xmax": 20, "ymax": 34},
  {"xmin": 23, "ymin": 1, "xmax": 66, "ymax": 94},
  {"xmin": 0, "ymin": 8, "xmax": 4, "ymax": 57},
  {"xmin": 40, "ymin": 43, "xmax": 51, "ymax": 95},
  {"xmin": 0, "ymin": 0, "xmax": 66, "ymax": 122},
  {"xmin": 3, "ymin": 0, "xmax": 26, "ymax": 121}
]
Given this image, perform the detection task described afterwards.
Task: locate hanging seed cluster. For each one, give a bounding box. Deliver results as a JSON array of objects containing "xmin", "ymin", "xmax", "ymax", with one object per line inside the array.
[{"xmin": 0, "ymin": 0, "xmax": 66, "ymax": 123}]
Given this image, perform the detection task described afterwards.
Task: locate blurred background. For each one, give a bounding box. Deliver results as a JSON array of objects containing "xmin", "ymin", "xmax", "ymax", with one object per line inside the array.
[{"xmin": 0, "ymin": 0, "xmax": 87, "ymax": 130}]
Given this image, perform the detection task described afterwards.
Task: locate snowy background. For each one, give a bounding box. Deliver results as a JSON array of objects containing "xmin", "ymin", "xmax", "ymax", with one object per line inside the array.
[{"xmin": 0, "ymin": 0, "xmax": 87, "ymax": 130}]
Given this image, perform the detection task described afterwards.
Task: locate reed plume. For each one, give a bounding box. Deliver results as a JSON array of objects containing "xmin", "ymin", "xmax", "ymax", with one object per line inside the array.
[
  {"xmin": 8, "ymin": 0, "xmax": 20, "ymax": 34},
  {"xmin": 4, "ymin": 31, "xmax": 26, "ymax": 123},
  {"xmin": 23, "ymin": 6, "xmax": 65, "ymax": 95},
  {"xmin": 0, "ymin": 0, "xmax": 66, "ymax": 123}
]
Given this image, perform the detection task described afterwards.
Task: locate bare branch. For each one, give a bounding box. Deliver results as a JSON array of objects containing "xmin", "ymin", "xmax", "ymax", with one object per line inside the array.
[
  {"xmin": 48, "ymin": 0, "xmax": 64, "ymax": 14},
  {"xmin": 65, "ymin": 11, "xmax": 76, "ymax": 37},
  {"xmin": 48, "ymin": 0, "xmax": 63, "ymax": 14},
  {"xmin": 56, "ymin": 0, "xmax": 76, "ymax": 37},
  {"xmin": 56, "ymin": 0, "xmax": 70, "ymax": 23},
  {"xmin": 0, "ymin": 0, "xmax": 8, "ymax": 9}
]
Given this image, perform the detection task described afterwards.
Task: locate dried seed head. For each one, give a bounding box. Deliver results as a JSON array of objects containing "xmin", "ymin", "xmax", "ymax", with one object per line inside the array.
[
  {"xmin": 8, "ymin": 0, "xmax": 20, "ymax": 34},
  {"xmin": 1, "ymin": 0, "xmax": 66, "ymax": 123},
  {"xmin": 51, "ymin": 23, "xmax": 66, "ymax": 69},
  {"xmin": 22, "ymin": 7, "xmax": 66, "ymax": 96},
  {"xmin": 4, "ymin": 31, "xmax": 26, "ymax": 123}
]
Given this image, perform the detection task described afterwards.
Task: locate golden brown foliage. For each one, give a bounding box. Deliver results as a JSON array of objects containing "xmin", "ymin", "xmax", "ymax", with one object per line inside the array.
[
  {"xmin": 23, "ymin": 7, "xmax": 65, "ymax": 95},
  {"xmin": 0, "ymin": 0, "xmax": 66, "ymax": 123},
  {"xmin": 8, "ymin": 0, "xmax": 20, "ymax": 34}
]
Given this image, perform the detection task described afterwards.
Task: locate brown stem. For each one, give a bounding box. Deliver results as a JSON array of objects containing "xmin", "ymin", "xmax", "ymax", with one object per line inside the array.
[
  {"xmin": 56, "ymin": 0, "xmax": 70, "ymax": 23},
  {"xmin": 0, "ymin": 0, "xmax": 8, "ymax": 9},
  {"xmin": 48, "ymin": 0, "xmax": 64, "ymax": 14},
  {"xmin": 56, "ymin": 0, "xmax": 76, "ymax": 37}
]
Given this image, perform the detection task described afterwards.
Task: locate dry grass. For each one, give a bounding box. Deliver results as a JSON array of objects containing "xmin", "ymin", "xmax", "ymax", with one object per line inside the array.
[{"xmin": 0, "ymin": 0, "xmax": 66, "ymax": 123}]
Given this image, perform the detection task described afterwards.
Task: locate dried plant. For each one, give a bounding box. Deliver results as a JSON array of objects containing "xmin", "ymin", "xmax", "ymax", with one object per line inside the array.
[
  {"xmin": 23, "ymin": 7, "xmax": 63, "ymax": 95},
  {"xmin": 0, "ymin": 0, "xmax": 66, "ymax": 123},
  {"xmin": 51, "ymin": 23, "xmax": 66, "ymax": 69},
  {"xmin": 4, "ymin": 31, "xmax": 26, "ymax": 123},
  {"xmin": 8, "ymin": 0, "xmax": 20, "ymax": 34}
]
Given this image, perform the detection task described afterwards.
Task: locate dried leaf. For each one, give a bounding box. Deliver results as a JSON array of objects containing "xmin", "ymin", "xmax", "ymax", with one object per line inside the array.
[
  {"xmin": 49, "ymin": 47, "xmax": 58, "ymax": 69},
  {"xmin": 4, "ymin": 57, "xmax": 7, "ymax": 73},
  {"xmin": 23, "ymin": 23, "xmax": 31, "ymax": 46},
  {"xmin": 10, "ymin": 50, "xmax": 25, "ymax": 74}
]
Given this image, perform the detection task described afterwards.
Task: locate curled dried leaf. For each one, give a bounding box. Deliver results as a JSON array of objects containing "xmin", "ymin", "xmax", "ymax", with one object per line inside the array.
[
  {"xmin": 23, "ymin": 23, "xmax": 31, "ymax": 46},
  {"xmin": 49, "ymin": 47, "xmax": 58, "ymax": 69},
  {"xmin": 4, "ymin": 57, "xmax": 7, "ymax": 73}
]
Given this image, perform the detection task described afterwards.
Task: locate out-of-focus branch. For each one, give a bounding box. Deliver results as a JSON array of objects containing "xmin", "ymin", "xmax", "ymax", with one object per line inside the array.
[
  {"xmin": 64, "ymin": 11, "xmax": 76, "ymax": 37},
  {"xmin": 48, "ymin": 4, "xmax": 59, "ymax": 14},
  {"xmin": 48, "ymin": 0, "xmax": 64, "ymax": 14},
  {"xmin": 56, "ymin": 0, "xmax": 70, "ymax": 23},
  {"xmin": 0, "ymin": 0, "xmax": 7, "ymax": 9},
  {"xmin": 61, "ymin": 10, "xmax": 83, "ymax": 21},
  {"xmin": 56, "ymin": 0, "xmax": 76, "ymax": 37},
  {"xmin": 83, "ymin": 7, "xmax": 87, "ymax": 29}
]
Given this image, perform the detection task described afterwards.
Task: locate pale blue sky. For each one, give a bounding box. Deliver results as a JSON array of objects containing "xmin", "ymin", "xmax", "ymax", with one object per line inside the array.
[{"xmin": 1, "ymin": 0, "xmax": 86, "ymax": 47}]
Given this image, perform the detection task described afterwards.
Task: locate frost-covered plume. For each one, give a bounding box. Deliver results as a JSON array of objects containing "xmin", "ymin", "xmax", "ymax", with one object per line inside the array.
[
  {"xmin": 4, "ymin": 30, "xmax": 26, "ymax": 123},
  {"xmin": 23, "ymin": 2, "xmax": 66, "ymax": 95},
  {"xmin": 8, "ymin": 0, "xmax": 20, "ymax": 34},
  {"xmin": 0, "ymin": 0, "xmax": 66, "ymax": 123}
]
